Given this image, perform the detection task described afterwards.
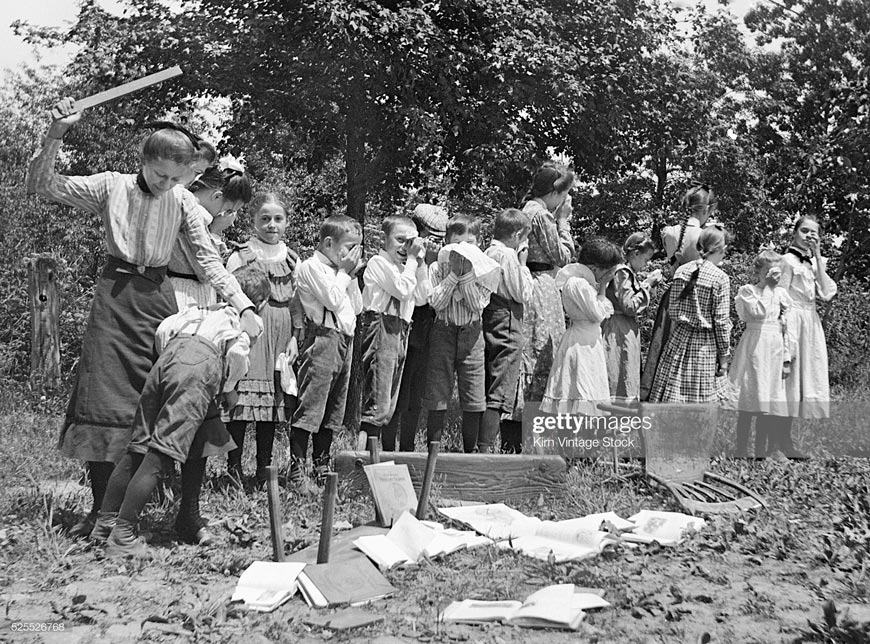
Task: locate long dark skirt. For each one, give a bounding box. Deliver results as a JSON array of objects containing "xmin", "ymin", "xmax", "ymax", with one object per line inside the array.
[
  {"xmin": 639, "ymin": 285, "xmax": 672, "ymax": 402},
  {"xmin": 59, "ymin": 259, "xmax": 177, "ymax": 463}
]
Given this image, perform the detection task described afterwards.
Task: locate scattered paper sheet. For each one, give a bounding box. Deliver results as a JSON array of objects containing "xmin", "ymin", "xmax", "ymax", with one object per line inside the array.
[
  {"xmin": 624, "ymin": 510, "xmax": 706, "ymax": 546},
  {"xmin": 438, "ymin": 504, "xmax": 705, "ymax": 561},
  {"xmin": 438, "ymin": 504, "xmax": 618, "ymax": 562}
]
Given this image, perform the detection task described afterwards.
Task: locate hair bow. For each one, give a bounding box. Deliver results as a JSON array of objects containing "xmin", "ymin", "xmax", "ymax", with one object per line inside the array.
[
  {"xmin": 142, "ymin": 120, "xmax": 202, "ymax": 148},
  {"xmin": 758, "ymin": 241, "xmax": 776, "ymax": 252},
  {"xmin": 218, "ymin": 155, "xmax": 246, "ymax": 176}
]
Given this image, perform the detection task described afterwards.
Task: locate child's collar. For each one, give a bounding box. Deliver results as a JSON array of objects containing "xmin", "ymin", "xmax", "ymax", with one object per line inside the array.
[
  {"xmin": 787, "ymin": 246, "xmax": 812, "ymax": 264},
  {"xmin": 136, "ymin": 170, "xmax": 152, "ymax": 195},
  {"xmin": 314, "ymin": 248, "xmax": 339, "ymax": 269}
]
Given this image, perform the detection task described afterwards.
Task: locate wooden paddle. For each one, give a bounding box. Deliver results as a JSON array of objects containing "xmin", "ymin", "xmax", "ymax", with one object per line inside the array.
[{"xmin": 50, "ymin": 66, "xmax": 183, "ymax": 118}]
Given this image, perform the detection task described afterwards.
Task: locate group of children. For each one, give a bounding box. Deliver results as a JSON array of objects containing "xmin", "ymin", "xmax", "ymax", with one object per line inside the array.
[{"xmin": 27, "ymin": 100, "xmax": 836, "ymax": 557}]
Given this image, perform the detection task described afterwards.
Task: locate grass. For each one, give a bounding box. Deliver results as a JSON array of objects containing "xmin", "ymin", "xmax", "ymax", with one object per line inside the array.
[{"xmin": 1, "ymin": 388, "xmax": 870, "ymax": 643}]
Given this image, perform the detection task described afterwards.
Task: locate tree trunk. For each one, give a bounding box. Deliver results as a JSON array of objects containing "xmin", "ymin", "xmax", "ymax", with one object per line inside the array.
[
  {"xmin": 26, "ymin": 254, "xmax": 61, "ymax": 390},
  {"xmin": 651, "ymin": 150, "xmax": 668, "ymax": 243},
  {"xmin": 342, "ymin": 82, "xmax": 367, "ymax": 435}
]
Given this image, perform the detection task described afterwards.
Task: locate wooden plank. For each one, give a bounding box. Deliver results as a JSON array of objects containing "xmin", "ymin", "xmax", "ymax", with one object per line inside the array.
[
  {"xmin": 416, "ymin": 441, "xmax": 440, "ymax": 519},
  {"xmin": 51, "ymin": 66, "xmax": 182, "ymax": 118},
  {"xmin": 335, "ymin": 451, "xmax": 567, "ymax": 503},
  {"xmin": 316, "ymin": 473, "xmax": 338, "ymax": 564},
  {"xmin": 265, "ymin": 466, "xmax": 285, "ymax": 562}
]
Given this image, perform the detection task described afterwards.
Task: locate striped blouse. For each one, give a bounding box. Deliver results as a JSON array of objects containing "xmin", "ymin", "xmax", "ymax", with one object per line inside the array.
[
  {"xmin": 428, "ymin": 261, "xmax": 492, "ymax": 326},
  {"xmin": 26, "ymin": 138, "xmax": 252, "ymax": 312}
]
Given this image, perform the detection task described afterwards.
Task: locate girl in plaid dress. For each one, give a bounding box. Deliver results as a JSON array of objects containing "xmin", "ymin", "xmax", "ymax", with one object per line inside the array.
[
  {"xmin": 640, "ymin": 185, "xmax": 717, "ymax": 400},
  {"xmin": 649, "ymin": 226, "xmax": 732, "ymax": 404}
]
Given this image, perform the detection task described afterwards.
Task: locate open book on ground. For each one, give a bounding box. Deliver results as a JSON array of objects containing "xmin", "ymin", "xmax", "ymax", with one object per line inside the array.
[
  {"xmin": 438, "ymin": 504, "xmax": 624, "ymax": 562},
  {"xmin": 230, "ymin": 561, "xmax": 306, "ymax": 612},
  {"xmin": 363, "ymin": 461, "xmax": 417, "ymax": 527},
  {"xmin": 297, "ymin": 555, "xmax": 396, "ymax": 608},
  {"xmin": 353, "ymin": 511, "xmax": 491, "ymax": 569},
  {"xmin": 440, "ymin": 584, "xmax": 610, "ymax": 631},
  {"xmin": 622, "ymin": 510, "xmax": 706, "ymax": 546}
]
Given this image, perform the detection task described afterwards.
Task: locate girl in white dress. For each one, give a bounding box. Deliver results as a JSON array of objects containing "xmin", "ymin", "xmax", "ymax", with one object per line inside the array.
[
  {"xmin": 770, "ymin": 215, "xmax": 837, "ymax": 458},
  {"xmin": 540, "ymin": 239, "xmax": 621, "ymax": 415},
  {"xmin": 728, "ymin": 250, "xmax": 794, "ymax": 457}
]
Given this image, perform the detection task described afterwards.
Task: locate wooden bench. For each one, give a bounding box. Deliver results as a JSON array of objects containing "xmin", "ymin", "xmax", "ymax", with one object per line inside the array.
[{"xmin": 334, "ymin": 451, "xmax": 567, "ymax": 503}]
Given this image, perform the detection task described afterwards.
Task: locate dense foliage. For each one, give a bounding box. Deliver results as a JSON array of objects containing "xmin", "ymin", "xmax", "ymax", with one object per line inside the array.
[{"xmin": 2, "ymin": 0, "xmax": 869, "ymax": 391}]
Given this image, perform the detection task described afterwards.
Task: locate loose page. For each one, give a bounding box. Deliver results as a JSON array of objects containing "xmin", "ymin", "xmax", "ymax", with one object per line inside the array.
[{"xmin": 625, "ymin": 510, "xmax": 706, "ymax": 546}]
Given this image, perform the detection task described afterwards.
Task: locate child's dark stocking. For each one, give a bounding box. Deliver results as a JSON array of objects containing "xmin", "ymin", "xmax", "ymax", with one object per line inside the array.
[
  {"xmin": 88, "ymin": 461, "xmax": 114, "ymax": 515},
  {"xmin": 312, "ymin": 428, "xmax": 334, "ymax": 482},
  {"xmin": 399, "ymin": 408, "xmax": 421, "ymax": 451},
  {"xmin": 288, "ymin": 426, "xmax": 310, "ymax": 485},
  {"xmin": 769, "ymin": 416, "xmax": 804, "ymax": 459},
  {"xmin": 500, "ymin": 420, "xmax": 523, "ymax": 454},
  {"xmin": 176, "ymin": 457, "xmax": 209, "ymax": 542},
  {"xmin": 461, "ymin": 411, "xmax": 482, "ymax": 453},
  {"xmin": 226, "ymin": 421, "xmax": 247, "ymax": 480},
  {"xmin": 735, "ymin": 412, "xmax": 753, "ymax": 458},
  {"xmin": 478, "ymin": 409, "xmax": 501, "ymax": 453},
  {"xmin": 112, "ymin": 449, "xmax": 174, "ymax": 544},
  {"xmin": 754, "ymin": 420, "xmax": 769, "ymax": 459},
  {"xmin": 255, "ymin": 422, "xmax": 277, "ymax": 486},
  {"xmin": 89, "ymin": 452, "xmax": 142, "ymax": 541},
  {"xmin": 426, "ymin": 410, "xmax": 446, "ymax": 445},
  {"xmin": 359, "ymin": 422, "xmax": 382, "ymax": 451},
  {"xmin": 100, "ymin": 452, "xmax": 144, "ymax": 514},
  {"xmin": 69, "ymin": 461, "xmax": 114, "ymax": 537}
]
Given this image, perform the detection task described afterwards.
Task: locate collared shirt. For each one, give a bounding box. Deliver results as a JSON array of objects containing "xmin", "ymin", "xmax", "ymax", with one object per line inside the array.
[
  {"xmin": 26, "ymin": 138, "xmax": 252, "ymax": 312},
  {"xmin": 522, "ymin": 200, "xmax": 575, "ymax": 267},
  {"xmin": 295, "ymin": 250, "xmax": 363, "ymax": 336},
  {"xmin": 668, "ymin": 259, "xmax": 732, "ymax": 359},
  {"xmin": 428, "ymin": 261, "xmax": 491, "ymax": 325},
  {"xmin": 781, "ymin": 248, "xmax": 837, "ymax": 305},
  {"xmin": 485, "ymin": 240, "xmax": 532, "ymax": 305},
  {"xmin": 362, "ymin": 251, "xmax": 431, "ymax": 322},
  {"xmin": 156, "ymin": 304, "xmax": 255, "ymax": 392},
  {"xmin": 661, "ymin": 217, "xmax": 702, "ymax": 266}
]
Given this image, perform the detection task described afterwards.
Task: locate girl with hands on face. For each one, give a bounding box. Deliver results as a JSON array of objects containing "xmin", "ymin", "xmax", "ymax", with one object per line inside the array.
[
  {"xmin": 767, "ymin": 215, "xmax": 838, "ymax": 459},
  {"xmin": 602, "ymin": 233, "xmax": 660, "ymax": 403},
  {"xmin": 540, "ymin": 239, "xmax": 622, "ymax": 415},
  {"xmin": 728, "ymin": 250, "xmax": 795, "ymax": 458}
]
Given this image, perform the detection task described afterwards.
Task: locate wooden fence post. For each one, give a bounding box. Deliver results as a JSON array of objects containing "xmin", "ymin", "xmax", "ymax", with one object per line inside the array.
[{"xmin": 26, "ymin": 254, "xmax": 61, "ymax": 390}]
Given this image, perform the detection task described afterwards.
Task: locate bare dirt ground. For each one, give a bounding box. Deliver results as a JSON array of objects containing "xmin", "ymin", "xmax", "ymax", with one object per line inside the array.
[{"xmin": 2, "ymin": 449, "xmax": 869, "ymax": 644}]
